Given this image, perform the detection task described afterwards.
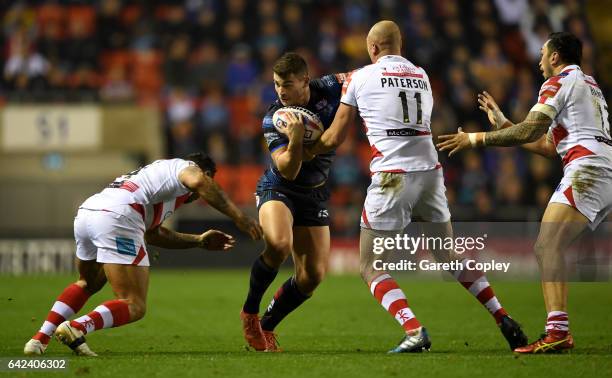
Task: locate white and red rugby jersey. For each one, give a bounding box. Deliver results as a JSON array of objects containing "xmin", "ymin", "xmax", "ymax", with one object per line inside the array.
[
  {"xmin": 341, "ymin": 55, "xmax": 439, "ymax": 173},
  {"xmin": 80, "ymin": 159, "xmax": 194, "ymax": 230},
  {"xmin": 531, "ymin": 65, "xmax": 612, "ymax": 170}
]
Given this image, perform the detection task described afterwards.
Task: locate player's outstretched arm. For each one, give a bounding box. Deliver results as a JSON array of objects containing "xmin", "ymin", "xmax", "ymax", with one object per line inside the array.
[
  {"xmin": 272, "ymin": 112, "xmax": 305, "ymax": 180},
  {"xmin": 478, "ymin": 91, "xmax": 556, "ymax": 158},
  {"xmin": 179, "ymin": 166, "xmax": 263, "ymax": 240},
  {"xmin": 308, "ymin": 103, "xmax": 357, "ymax": 157},
  {"xmin": 145, "ymin": 226, "xmax": 235, "ymax": 251},
  {"xmin": 437, "ymin": 110, "xmax": 552, "ymax": 156}
]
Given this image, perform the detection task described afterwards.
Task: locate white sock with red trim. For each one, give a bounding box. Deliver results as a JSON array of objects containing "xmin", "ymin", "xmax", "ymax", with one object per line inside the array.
[
  {"xmin": 369, "ymin": 274, "xmax": 421, "ymax": 332},
  {"xmin": 453, "ymin": 263, "xmax": 508, "ymax": 324},
  {"xmin": 32, "ymin": 283, "xmax": 90, "ymax": 345},
  {"xmin": 70, "ymin": 300, "xmax": 131, "ymax": 335},
  {"xmin": 546, "ymin": 311, "xmax": 569, "ymax": 337}
]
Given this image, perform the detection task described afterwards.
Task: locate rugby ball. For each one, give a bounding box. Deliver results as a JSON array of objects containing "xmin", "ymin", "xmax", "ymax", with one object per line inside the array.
[{"xmin": 272, "ymin": 106, "xmax": 324, "ymax": 144}]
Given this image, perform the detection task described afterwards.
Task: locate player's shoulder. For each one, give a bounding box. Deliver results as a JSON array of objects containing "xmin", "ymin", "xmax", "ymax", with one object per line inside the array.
[
  {"xmin": 161, "ymin": 157, "xmax": 189, "ymax": 167},
  {"xmin": 265, "ymin": 100, "xmax": 283, "ymax": 116},
  {"xmin": 309, "ymin": 75, "xmax": 344, "ymax": 96},
  {"xmin": 341, "ymin": 65, "xmax": 375, "ymax": 89},
  {"xmin": 163, "ymin": 158, "xmax": 195, "ymax": 176},
  {"xmin": 544, "ymin": 65, "xmax": 581, "ymax": 85},
  {"xmin": 352, "ymin": 63, "xmax": 376, "ymax": 78}
]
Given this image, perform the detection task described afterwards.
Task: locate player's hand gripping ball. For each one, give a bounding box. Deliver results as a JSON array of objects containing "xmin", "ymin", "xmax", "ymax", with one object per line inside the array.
[{"xmin": 272, "ymin": 106, "xmax": 324, "ymax": 144}]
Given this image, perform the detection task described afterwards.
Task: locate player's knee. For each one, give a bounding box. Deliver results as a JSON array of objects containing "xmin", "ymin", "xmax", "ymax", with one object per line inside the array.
[
  {"xmin": 75, "ymin": 278, "xmax": 103, "ymax": 295},
  {"xmin": 359, "ymin": 262, "xmax": 377, "ymax": 283},
  {"xmin": 125, "ymin": 298, "xmax": 146, "ymax": 321},
  {"xmin": 533, "ymin": 239, "xmax": 545, "ymax": 257},
  {"xmin": 308, "ymin": 268, "xmax": 326, "ymax": 287},
  {"xmin": 263, "ymin": 238, "xmax": 293, "ymax": 262},
  {"xmin": 297, "ymin": 266, "xmax": 326, "ymax": 293}
]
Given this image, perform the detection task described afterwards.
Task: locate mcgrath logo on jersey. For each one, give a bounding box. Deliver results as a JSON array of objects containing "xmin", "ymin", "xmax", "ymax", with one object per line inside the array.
[{"xmin": 387, "ymin": 128, "xmax": 428, "ymax": 137}]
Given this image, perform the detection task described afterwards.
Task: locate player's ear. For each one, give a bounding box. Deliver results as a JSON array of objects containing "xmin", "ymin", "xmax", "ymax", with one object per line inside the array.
[
  {"xmin": 368, "ymin": 43, "xmax": 378, "ymax": 61},
  {"xmin": 551, "ymin": 51, "xmax": 560, "ymax": 66}
]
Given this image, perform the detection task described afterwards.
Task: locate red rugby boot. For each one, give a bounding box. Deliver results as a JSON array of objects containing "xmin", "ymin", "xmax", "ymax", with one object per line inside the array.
[
  {"xmin": 514, "ymin": 331, "xmax": 574, "ymax": 354},
  {"xmin": 263, "ymin": 331, "xmax": 282, "ymax": 352},
  {"xmin": 240, "ymin": 310, "xmax": 267, "ymax": 351}
]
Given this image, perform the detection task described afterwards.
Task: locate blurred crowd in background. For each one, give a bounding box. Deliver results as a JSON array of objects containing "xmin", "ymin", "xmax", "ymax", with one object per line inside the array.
[{"xmin": 1, "ymin": 0, "xmax": 608, "ymax": 236}]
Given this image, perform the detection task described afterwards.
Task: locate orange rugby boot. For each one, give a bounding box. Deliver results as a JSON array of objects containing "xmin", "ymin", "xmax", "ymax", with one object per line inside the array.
[
  {"xmin": 240, "ymin": 310, "xmax": 267, "ymax": 351},
  {"xmin": 263, "ymin": 331, "xmax": 282, "ymax": 352},
  {"xmin": 514, "ymin": 331, "xmax": 574, "ymax": 354}
]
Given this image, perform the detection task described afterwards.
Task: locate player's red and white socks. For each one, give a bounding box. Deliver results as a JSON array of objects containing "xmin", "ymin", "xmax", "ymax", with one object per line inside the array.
[
  {"xmin": 369, "ymin": 274, "xmax": 421, "ymax": 332},
  {"xmin": 453, "ymin": 265, "xmax": 508, "ymax": 324},
  {"xmin": 32, "ymin": 283, "xmax": 90, "ymax": 345},
  {"xmin": 545, "ymin": 311, "xmax": 569, "ymax": 336},
  {"xmin": 70, "ymin": 300, "xmax": 131, "ymax": 335}
]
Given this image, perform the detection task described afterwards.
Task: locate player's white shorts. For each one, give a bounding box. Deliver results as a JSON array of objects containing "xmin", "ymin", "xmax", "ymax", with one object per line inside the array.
[
  {"xmin": 360, "ymin": 168, "xmax": 451, "ymax": 231},
  {"xmin": 74, "ymin": 207, "xmax": 150, "ymax": 266},
  {"xmin": 549, "ymin": 162, "xmax": 612, "ymax": 230}
]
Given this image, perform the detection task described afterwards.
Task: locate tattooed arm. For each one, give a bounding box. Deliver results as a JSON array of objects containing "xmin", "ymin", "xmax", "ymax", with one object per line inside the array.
[
  {"xmin": 179, "ymin": 166, "xmax": 263, "ymax": 240},
  {"xmin": 490, "ymin": 119, "xmax": 557, "ymax": 157},
  {"xmin": 483, "ymin": 111, "xmax": 552, "ymax": 146},
  {"xmin": 145, "ymin": 226, "xmax": 235, "ymax": 250},
  {"xmin": 437, "ymin": 110, "xmax": 553, "ymax": 156},
  {"xmin": 476, "ymin": 91, "xmax": 557, "ymax": 157}
]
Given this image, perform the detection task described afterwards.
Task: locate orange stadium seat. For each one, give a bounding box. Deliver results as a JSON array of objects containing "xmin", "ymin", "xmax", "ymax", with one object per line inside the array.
[
  {"xmin": 228, "ymin": 96, "xmax": 260, "ymax": 138},
  {"xmin": 121, "ymin": 5, "xmax": 142, "ymax": 26},
  {"xmin": 212, "ymin": 163, "xmax": 237, "ymax": 201},
  {"xmin": 233, "ymin": 164, "xmax": 263, "ymax": 206},
  {"xmin": 67, "ymin": 6, "xmax": 95, "ymax": 35},
  {"xmin": 330, "ymin": 185, "xmax": 352, "ymax": 207},
  {"xmin": 100, "ymin": 50, "xmax": 132, "ymax": 72},
  {"xmin": 37, "ymin": 4, "xmax": 64, "ymax": 27},
  {"xmin": 132, "ymin": 50, "xmax": 163, "ymax": 96}
]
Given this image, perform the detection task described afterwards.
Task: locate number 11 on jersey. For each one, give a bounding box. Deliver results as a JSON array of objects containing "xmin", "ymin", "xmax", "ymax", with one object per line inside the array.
[{"xmin": 398, "ymin": 91, "xmax": 422, "ymax": 125}]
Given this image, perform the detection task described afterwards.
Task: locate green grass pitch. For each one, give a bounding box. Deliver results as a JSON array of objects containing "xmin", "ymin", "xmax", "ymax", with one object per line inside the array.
[{"xmin": 1, "ymin": 271, "xmax": 611, "ymax": 377}]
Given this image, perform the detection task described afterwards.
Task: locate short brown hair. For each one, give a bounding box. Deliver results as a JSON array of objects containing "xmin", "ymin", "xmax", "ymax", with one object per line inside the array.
[
  {"xmin": 272, "ymin": 52, "xmax": 308, "ymax": 79},
  {"xmin": 547, "ymin": 32, "xmax": 582, "ymax": 66}
]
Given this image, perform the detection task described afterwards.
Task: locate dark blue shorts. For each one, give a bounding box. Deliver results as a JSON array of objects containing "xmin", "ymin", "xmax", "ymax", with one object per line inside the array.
[{"xmin": 255, "ymin": 183, "xmax": 331, "ymax": 227}]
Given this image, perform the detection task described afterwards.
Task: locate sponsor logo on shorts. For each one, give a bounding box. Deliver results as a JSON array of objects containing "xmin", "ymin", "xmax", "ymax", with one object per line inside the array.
[
  {"xmin": 318, "ymin": 209, "xmax": 329, "ymax": 218},
  {"xmin": 115, "ymin": 237, "xmax": 137, "ymax": 256}
]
